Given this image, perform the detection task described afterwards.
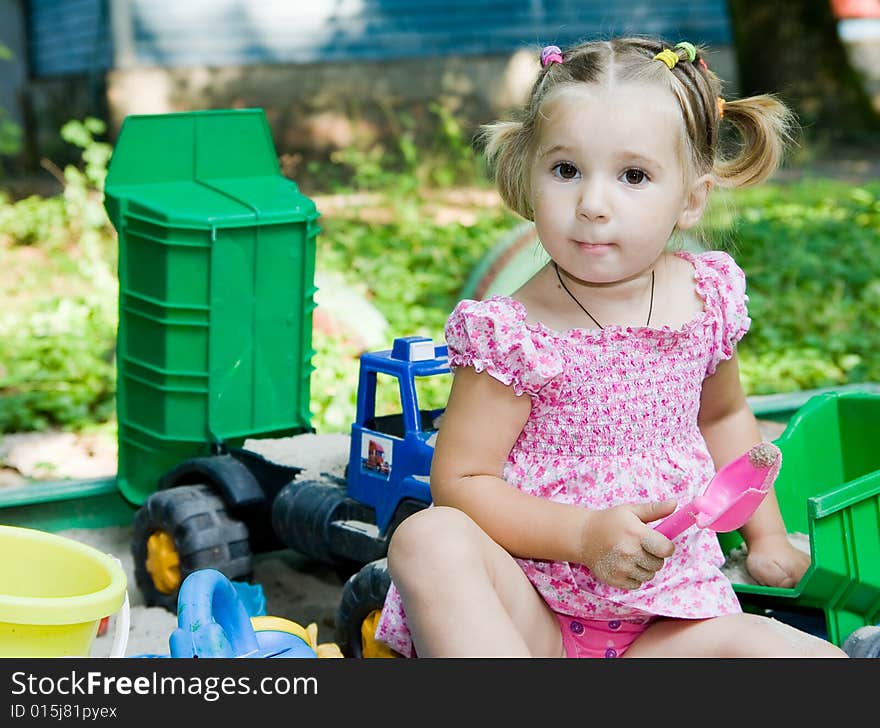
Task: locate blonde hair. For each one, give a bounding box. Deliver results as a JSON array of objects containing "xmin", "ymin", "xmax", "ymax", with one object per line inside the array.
[{"xmin": 478, "ymin": 36, "xmax": 796, "ymax": 220}]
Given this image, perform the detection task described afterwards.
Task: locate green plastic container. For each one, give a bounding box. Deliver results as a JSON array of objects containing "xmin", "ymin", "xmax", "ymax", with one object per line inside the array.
[
  {"xmin": 719, "ymin": 391, "xmax": 880, "ymax": 645},
  {"xmin": 104, "ymin": 109, "xmax": 319, "ymax": 505}
]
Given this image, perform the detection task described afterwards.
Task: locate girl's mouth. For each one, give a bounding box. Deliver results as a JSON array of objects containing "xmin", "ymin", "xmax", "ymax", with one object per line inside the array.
[{"xmin": 575, "ymin": 241, "xmax": 614, "ymax": 254}]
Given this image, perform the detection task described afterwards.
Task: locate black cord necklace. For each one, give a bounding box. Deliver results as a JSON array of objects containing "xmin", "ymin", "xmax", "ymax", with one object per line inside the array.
[{"xmin": 553, "ymin": 261, "xmax": 654, "ymax": 329}]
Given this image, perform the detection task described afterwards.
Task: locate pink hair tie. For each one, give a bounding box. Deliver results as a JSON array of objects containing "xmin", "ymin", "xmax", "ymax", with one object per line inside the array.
[{"xmin": 541, "ymin": 45, "xmax": 563, "ymax": 67}]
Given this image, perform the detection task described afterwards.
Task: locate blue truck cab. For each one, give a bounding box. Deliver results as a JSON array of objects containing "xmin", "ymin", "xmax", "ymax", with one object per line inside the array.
[{"xmin": 347, "ymin": 336, "xmax": 449, "ymax": 534}]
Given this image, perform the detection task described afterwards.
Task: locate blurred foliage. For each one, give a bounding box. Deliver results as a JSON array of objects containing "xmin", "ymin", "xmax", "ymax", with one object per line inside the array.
[
  {"xmin": 0, "ymin": 299, "xmax": 116, "ymax": 431},
  {"xmin": 304, "ymin": 101, "xmax": 486, "ymax": 194},
  {"xmin": 311, "ymin": 201, "xmax": 515, "ymax": 430},
  {"xmin": 0, "ymin": 113, "xmax": 878, "ymax": 436},
  {"xmin": 0, "ymin": 119, "xmax": 117, "ymax": 432},
  {"xmin": 704, "ymin": 180, "xmax": 880, "ymax": 394}
]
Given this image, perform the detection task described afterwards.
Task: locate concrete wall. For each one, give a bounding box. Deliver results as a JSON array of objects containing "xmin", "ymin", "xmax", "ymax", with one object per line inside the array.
[
  {"xmin": 22, "ymin": 41, "xmax": 739, "ymax": 179},
  {"xmin": 97, "ymin": 45, "xmax": 738, "ymax": 177}
]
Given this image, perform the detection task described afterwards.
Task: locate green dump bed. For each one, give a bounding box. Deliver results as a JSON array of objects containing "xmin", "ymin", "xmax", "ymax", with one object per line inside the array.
[
  {"xmin": 719, "ymin": 391, "xmax": 880, "ymax": 645},
  {"xmin": 103, "ymin": 109, "xmax": 319, "ymax": 505}
]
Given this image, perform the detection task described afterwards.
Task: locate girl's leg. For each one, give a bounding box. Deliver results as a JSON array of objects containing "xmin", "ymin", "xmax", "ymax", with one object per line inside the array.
[
  {"xmin": 624, "ymin": 612, "xmax": 847, "ymax": 657},
  {"xmin": 387, "ymin": 506, "xmax": 564, "ymax": 657}
]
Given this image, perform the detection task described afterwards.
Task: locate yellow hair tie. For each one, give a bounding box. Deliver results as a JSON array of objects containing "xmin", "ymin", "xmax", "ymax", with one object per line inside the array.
[
  {"xmin": 654, "ymin": 48, "xmax": 679, "ymax": 70},
  {"xmin": 717, "ymin": 96, "xmax": 726, "ymax": 118}
]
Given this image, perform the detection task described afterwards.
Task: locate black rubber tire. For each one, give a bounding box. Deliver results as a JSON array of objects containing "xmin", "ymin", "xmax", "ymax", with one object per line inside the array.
[
  {"xmin": 333, "ymin": 557, "xmax": 364, "ymax": 584},
  {"xmin": 270, "ymin": 479, "xmax": 348, "ymax": 563},
  {"xmin": 131, "ymin": 484, "xmax": 253, "ymax": 612},
  {"xmin": 335, "ymin": 558, "xmax": 392, "ymax": 658}
]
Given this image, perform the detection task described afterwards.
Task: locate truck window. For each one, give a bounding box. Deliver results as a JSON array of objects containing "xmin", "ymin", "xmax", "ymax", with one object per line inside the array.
[
  {"xmin": 367, "ymin": 371, "xmax": 452, "ymax": 436},
  {"xmin": 371, "ymin": 372, "xmax": 406, "ymax": 438},
  {"xmin": 415, "ymin": 373, "xmax": 452, "ymax": 432}
]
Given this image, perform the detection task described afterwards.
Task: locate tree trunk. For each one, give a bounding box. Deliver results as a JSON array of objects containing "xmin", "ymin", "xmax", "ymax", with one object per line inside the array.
[{"xmin": 727, "ymin": 0, "xmax": 880, "ymax": 147}]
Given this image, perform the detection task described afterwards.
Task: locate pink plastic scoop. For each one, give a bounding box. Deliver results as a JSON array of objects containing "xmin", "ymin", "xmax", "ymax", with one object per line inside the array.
[{"xmin": 654, "ymin": 442, "xmax": 782, "ymax": 540}]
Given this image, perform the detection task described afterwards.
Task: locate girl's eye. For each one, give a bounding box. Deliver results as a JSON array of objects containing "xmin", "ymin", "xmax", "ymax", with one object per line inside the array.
[
  {"xmin": 552, "ymin": 162, "xmax": 580, "ymax": 180},
  {"xmin": 623, "ymin": 168, "xmax": 648, "ymax": 185}
]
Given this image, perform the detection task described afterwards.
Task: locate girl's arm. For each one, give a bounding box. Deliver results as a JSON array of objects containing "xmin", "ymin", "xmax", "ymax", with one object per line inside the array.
[
  {"xmin": 431, "ymin": 366, "xmax": 586, "ymax": 562},
  {"xmin": 431, "ymin": 367, "xmax": 674, "ymax": 582},
  {"xmin": 698, "ymin": 353, "xmax": 810, "ymax": 587}
]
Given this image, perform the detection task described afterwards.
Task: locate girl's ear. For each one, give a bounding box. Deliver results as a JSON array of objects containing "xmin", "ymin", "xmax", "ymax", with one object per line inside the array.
[{"xmin": 677, "ymin": 174, "xmax": 713, "ymax": 230}]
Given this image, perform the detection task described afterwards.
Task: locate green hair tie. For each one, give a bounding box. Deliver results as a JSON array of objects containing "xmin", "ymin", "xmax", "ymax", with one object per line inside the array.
[{"xmin": 674, "ymin": 42, "xmax": 697, "ymax": 63}]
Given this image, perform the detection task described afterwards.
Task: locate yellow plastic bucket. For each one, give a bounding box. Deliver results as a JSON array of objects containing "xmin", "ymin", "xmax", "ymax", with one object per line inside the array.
[{"xmin": 0, "ymin": 525, "xmax": 128, "ymax": 657}]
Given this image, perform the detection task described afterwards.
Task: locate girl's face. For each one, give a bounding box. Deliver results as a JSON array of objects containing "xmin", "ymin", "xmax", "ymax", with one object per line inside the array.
[{"xmin": 529, "ymin": 82, "xmax": 709, "ymax": 285}]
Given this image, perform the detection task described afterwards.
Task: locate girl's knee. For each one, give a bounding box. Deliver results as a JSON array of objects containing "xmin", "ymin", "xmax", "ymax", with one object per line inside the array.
[
  {"xmin": 387, "ymin": 506, "xmax": 482, "ymax": 581},
  {"xmin": 783, "ymin": 628, "xmax": 847, "ymax": 658},
  {"xmin": 746, "ymin": 614, "xmax": 847, "ymax": 657}
]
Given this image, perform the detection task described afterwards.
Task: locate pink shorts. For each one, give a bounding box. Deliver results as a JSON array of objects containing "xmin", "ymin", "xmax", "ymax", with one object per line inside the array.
[{"xmin": 557, "ymin": 615, "xmax": 653, "ymax": 658}]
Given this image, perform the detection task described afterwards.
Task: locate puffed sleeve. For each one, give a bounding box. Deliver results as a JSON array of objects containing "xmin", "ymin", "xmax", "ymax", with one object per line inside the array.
[
  {"xmin": 696, "ymin": 251, "xmax": 752, "ymax": 377},
  {"xmin": 444, "ymin": 297, "xmax": 563, "ymax": 396}
]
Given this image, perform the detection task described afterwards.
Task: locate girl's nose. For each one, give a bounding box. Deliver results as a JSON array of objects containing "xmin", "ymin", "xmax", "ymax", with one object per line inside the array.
[{"xmin": 576, "ymin": 179, "xmax": 610, "ymax": 222}]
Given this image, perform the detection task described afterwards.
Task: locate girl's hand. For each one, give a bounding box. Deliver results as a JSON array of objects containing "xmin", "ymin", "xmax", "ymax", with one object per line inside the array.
[
  {"xmin": 579, "ymin": 501, "xmax": 677, "ymax": 590},
  {"xmin": 745, "ymin": 533, "xmax": 810, "ymax": 588}
]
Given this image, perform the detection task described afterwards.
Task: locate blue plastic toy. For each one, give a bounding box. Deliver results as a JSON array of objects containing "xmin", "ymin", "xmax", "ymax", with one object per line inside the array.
[{"xmin": 139, "ymin": 569, "xmax": 326, "ymax": 658}]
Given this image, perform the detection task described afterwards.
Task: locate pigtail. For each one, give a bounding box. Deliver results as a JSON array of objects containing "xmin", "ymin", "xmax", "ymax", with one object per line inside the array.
[
  {"xmin": 713, "ymin": 94, "xmax": 796, "ymax": 189},
  {"xmin": 477, "ymin": 119, "xmax": 534, "ymax": 220}
]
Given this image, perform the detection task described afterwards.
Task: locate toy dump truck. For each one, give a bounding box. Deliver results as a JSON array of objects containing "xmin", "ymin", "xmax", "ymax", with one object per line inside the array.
[
  {"xmin": 128, "ymin": 328, "xmax": 448, "ymax": 612},
  {"xmin": 101, "ymin": 107, "xmax": 451, "ymax": 616}
]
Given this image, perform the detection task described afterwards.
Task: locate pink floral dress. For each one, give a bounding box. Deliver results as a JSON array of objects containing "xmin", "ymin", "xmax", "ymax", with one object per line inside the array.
[{"xmin": 376, "ymin": 250, "xmax": 750, "ymax": 656}]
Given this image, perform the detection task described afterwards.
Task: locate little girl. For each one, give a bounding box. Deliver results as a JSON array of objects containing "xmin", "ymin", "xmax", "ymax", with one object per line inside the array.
[{"xmin": 376, "ymin": 37, "xmax": 846, "ymax": 657}]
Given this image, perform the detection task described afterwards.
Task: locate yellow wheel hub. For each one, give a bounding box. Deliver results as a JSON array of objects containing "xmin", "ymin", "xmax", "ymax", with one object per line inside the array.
[
  {"xmin": 361, "ymin": 609, "xmax": 398, "ymax": 658},
  {"xmin": 145, "ymin": 530, "xmax": 181, "ymax": 594}
]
